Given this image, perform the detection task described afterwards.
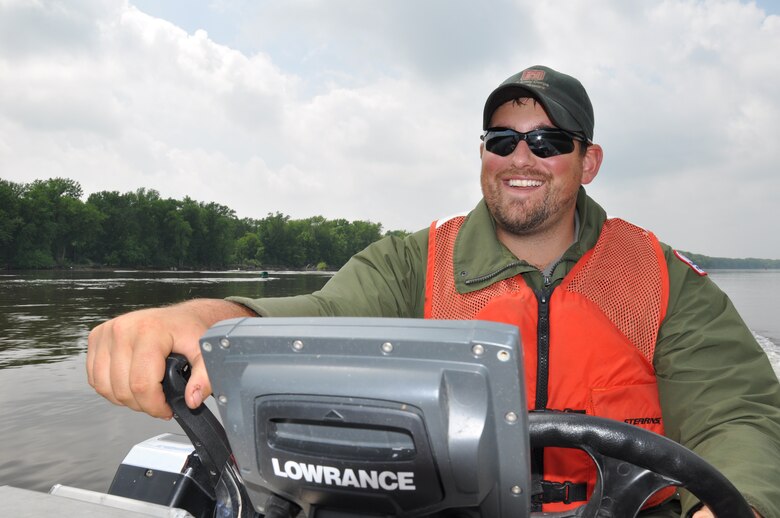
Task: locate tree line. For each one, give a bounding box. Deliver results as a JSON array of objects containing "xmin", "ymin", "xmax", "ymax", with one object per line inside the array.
[
  {"xmin": 3, "ymin": 178, "xmax": 778, "ymax": 271},
  {"xmin": 678, "ymin": 251, "xmax": 780, "ymax": 270},
  {"xmin": 0, "ymin": 177, "xmax": 409, "ymax": 270}
]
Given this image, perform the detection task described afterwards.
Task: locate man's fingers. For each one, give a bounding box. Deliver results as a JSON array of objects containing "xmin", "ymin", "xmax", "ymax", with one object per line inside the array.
[
  {"xmin": 88, "ymin": 322, "xmax": 123, "ymax": 406},
  {"xmin": 87, "ymin": 300, "xmax": 249, "ymax": 418},
  {"xmin": 88, "ymin": 311, "xmax": 175, "ymax": 417},
  {"xmin": 691, "ymin": 506, "xmax": 715, "ymax": 518},
  {"xmin": 110, "ymin": 332, "xmax": 139, "ymax": 410},
  {"xmin": 86, "ymin": 324, "xmax": 98, "ymax": 388},
  {"xmin": 129, "ymin": 329, "xmax": 174, "ymax": 419},
  {"xmin": 185, "ymin": 350, "xmax": 212, "ymax": 410},
  {"xmin": 693, "ymin": 504, "xmax": 761, "ymax": 517}
]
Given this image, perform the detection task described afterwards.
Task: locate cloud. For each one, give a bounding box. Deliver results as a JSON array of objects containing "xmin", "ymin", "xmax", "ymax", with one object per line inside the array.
[
  {"xmin": 234, "ymin": 0, "xmax": 525, "ymax": 83},
  {"xmin": 0, "ymin": 0, "xmax": 113, "ymax": 58},
  {"xmin": 0, "ymin": 0, "xmax": 778, "ymax": 258}
]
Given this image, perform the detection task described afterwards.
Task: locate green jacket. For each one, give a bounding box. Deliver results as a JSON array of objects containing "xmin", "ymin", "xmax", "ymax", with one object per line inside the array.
[{"xmin": 230, "ymin": 188, "xmax": 780, "ymax": 517}]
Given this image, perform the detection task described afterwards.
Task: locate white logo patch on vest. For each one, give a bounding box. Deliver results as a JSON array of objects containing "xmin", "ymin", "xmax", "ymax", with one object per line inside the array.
[
  {"xmin": 673, "ymin": 250, "xmax": 707, "ymax": 276},
  {"xmin": 271, "ymin": 457, "xmax": 416, "ymax": 491}
]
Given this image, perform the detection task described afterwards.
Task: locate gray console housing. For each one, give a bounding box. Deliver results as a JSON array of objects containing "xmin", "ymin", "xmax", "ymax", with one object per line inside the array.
[{"xmin": 201, "ymin": 317, "xmax": 530, "ymax": 517}]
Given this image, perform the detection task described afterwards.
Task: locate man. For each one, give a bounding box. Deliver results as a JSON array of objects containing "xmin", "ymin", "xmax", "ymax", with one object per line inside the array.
[{"xmin": 88, "ymin": 66, "xmax": 780, "ymax": 517}]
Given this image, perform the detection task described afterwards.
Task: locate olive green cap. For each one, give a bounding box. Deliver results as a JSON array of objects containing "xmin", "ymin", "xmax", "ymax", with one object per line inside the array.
[{"xmin": 483, "ymin": 65, "xmax": 594, "ymax": 142}]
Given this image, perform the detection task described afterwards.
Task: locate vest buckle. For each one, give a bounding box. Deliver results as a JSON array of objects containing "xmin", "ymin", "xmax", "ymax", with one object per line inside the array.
[{"xmin": 537, "ymin": 479, "xmax": 588, "ymax": 505}]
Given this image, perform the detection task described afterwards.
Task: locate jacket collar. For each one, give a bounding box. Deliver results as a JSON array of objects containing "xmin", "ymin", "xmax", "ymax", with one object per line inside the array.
[{"xmin": 453, "ymin": 187, "xmax": 608, "ymax": 294}]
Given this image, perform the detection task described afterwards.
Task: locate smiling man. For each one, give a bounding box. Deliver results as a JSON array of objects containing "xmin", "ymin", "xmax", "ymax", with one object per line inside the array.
[
  {"xmin": 479, "ymin": 97, "xmax": 600, "ymax": 272},
  {"xmin": 88, "ymin": 66, "xmax": 780, "ymax": 517}
]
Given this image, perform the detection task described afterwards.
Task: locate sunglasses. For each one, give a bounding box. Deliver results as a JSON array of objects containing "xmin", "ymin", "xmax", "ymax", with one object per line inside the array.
[{"xmin": 481, "ymin": 127, "xmax": 586, "ymax": 158}]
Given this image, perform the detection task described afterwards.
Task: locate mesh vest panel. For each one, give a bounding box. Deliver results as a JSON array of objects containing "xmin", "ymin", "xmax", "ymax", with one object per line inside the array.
[{"xmin": 425, "ymin": 217, "xmax": 668, "ymax": 365}]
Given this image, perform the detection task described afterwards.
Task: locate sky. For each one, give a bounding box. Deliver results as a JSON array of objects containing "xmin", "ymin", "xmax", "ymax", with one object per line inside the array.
[{"xmin": 1, "ymin": 0, "xmax": 779, "ymax": 259}]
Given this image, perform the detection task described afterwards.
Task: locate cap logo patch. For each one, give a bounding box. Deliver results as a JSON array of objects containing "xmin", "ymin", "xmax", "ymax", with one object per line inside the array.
[{"xmin": 521, "ymin": 69, "xmax": 546, "ymax": 81}]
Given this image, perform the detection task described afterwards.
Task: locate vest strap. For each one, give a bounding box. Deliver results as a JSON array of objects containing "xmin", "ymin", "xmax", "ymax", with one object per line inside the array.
[{"xmin": 533, "ymin": 480, "xmax": 588, "ymax": 505}]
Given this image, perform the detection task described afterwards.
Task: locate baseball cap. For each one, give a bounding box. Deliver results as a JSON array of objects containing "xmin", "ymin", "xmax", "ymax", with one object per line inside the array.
[{"xmin": 482, "ymin": 65, "xmax": 594, "ymax": 142}]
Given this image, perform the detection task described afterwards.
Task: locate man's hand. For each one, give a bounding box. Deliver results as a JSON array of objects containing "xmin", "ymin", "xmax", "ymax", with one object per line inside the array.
[
  {"xmin": 87, "ymin": 299, "xmax": 255, "ymax": 418},
  {"xmin": 692, "ymin": 505, "xmax": 762, "ymax": 517}
]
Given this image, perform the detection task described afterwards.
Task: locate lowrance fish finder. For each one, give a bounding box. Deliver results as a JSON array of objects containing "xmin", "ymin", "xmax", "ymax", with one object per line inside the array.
[{"xmin": 201, "ymin": 317, "xmax": 531, "ymax": 517}]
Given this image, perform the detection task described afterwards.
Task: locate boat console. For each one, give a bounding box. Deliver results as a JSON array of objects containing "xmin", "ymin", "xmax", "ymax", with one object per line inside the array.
[
  {"xmin": 7, "ymin": 317, "xmax": 753, "ymax": 517},
  {"xmin": 200, "ymin": 317, "xmax": 531, "ymax": 517}
]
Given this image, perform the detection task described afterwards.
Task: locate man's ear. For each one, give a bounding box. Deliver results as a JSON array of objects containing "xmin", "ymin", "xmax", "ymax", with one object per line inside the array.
[
  {"xmin": 479, "ymin": 140, "xmax": 484, "ymax": 159},
  {"xmin": 581, "ymin": 143, "xmax": 603, "ymax": 185}
]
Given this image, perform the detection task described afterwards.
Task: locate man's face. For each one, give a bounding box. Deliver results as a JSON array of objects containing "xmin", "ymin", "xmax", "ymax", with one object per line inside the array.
[{"xmin": 480, "ymin": 98, "xmax": 597, "ymax": 237}]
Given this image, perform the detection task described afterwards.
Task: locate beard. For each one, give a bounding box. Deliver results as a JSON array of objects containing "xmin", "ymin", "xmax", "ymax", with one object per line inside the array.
[
  {"xmin": 490, "ymin": 193, "xmax": 554, "ymax": 235},
  {"xmin": 482, "ymin": 167, "xmax": 580, "ymax": 236}
]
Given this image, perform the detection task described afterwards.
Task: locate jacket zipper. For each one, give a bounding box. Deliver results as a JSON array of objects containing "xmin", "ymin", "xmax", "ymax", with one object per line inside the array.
[
  {"xmin": 531, "ymin": 285, "xmax": 554, "ymax": 511},
  {"xmin": 534, "ymin": 286, "xmax": 553, "ymax": 410},
  {"xmin": 463, "ymin": 261, "xmax": 525, "ymax": 285},
  {"xmin": 468, "ymin": 261, "xmax": 558, "ymax": 408},
  {"xmin": 466, "ymin": 258, "xmax": 569, "ymax": 509},
  {"xmin": 466, "ymin": 254, "xmax": 565, "ymax": 287}
]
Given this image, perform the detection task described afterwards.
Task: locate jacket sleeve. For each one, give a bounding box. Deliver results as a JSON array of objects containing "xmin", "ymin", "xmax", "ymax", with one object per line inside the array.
[
  {"xmin": 654, "ymin": 250, "xmax": 780, "ymax": 518},
  {"xmin": 226, "ymin": 229, "xmax": 429, "ymax": 318}
]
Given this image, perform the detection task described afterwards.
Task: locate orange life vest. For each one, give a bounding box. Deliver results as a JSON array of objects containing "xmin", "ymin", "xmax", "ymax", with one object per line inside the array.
[{"xmin": 424, "ymin": 216, "xmax": 675, "ymax": 512}]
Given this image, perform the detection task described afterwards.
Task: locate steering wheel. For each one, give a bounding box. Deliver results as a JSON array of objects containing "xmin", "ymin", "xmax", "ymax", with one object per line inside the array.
[{"xmin": 528, "ymin": 412, "xmax": 754, "ymax": 517}]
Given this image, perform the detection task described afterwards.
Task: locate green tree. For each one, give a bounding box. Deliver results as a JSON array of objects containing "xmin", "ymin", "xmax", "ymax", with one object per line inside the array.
[
  {"xmin": 0, "ymin": 179, "xmax": 24, "ymax": 268},
  {"xmin": 162, "ymin": 208, "xmax": 193, "ymax": 269},
  {"xmin": 258, "ymin": 212, "xmax": 300, "ymax": 267},
  {"xmin": 327, "ymin": 218, "xmax": 352, "ymax": 267},
  {"xmin": 235, "ymin": 232, "xmax": 264, "ymax": 266},
  {"xmin": 126, "ymin": 188, "xmax": 163, "ymax": 266},
  {"xmin": 2, "ymin": 176, "xmax": 414, "ymax": 270},
  {"xmin": 348, "ymin": 220, "xmax": 383, "ymax": 254},
  {"xmin": 13, "ymin": 178, "xmax": 96, "ymax": 268},
  {"xmin": 87, "ymin": 190, "xmax": 132, "ymax": 266},
  {"xmin": 199, "ymin": 202, "xmax": 237, "ymax": 268},
  {"xmin": 60, "ymin": 198, "xmax": 103, "ymax": 264}
]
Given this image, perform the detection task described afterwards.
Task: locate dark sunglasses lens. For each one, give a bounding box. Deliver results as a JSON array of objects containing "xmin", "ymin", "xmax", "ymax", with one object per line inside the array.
[
  {"xmin": 485, "ymin": 133, "xmax": 520, "ymax": 156},
  {"xmin": 526, "ymin": 131, "xmax": 575, "ymax": 158},
  {"xmin": 484, "ymin": 129, "xmax": 576, "ymax": 158}
]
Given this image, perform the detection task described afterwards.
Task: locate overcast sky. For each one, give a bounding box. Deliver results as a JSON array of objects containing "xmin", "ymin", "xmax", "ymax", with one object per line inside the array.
[{"xmin": 1, "ymin": 0, "xmax": 778, "ymax": 259}]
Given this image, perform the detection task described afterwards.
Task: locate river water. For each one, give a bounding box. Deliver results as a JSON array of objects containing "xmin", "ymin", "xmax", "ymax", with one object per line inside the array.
[{"xmin": 0, "ymin": 269, "xmax": 778, "ymax": 493}]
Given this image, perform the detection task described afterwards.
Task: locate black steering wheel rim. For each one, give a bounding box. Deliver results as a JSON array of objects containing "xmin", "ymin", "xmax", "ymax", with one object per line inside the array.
[{"xmin": 528, "ymin": 412, "xmax": 753, "ymax": 517}]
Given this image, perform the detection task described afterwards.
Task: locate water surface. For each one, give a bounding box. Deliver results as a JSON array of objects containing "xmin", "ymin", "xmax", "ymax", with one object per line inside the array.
[{"xmin": 0, "ymin": 270, "xmax": 331, "ymax": 492}]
